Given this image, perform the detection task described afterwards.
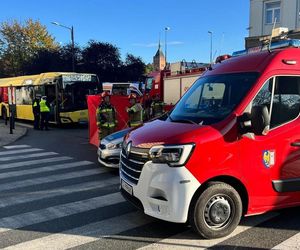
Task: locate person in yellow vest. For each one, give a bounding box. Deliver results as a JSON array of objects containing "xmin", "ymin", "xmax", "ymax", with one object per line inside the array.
[
  {"xmin": 127, "ymin": 93, "xmax": 143, "ymax": 127},
  {"xmin": 32, "ymin": 95, "xmax": 41, "ymax": 130},
  {"xmin": 96, "ymin": 92, "xmax": 117, "ymax": 140},
  {"xmin": 150, "ymin": 94, "xmax": 165, "ymax": 119},
  {"xmin": 39, "ymin": 96, "xmax": 50, "ymax": 131}
]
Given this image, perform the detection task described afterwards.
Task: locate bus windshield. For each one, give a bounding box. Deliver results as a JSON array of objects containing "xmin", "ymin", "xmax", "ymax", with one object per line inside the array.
[
  {"xmin": 59, "ymin": 74, "xmax": 100, "ymax": 111},
  {"xmin": 169, "ymin": 72, "xmax": 259, "ymax": 125}
]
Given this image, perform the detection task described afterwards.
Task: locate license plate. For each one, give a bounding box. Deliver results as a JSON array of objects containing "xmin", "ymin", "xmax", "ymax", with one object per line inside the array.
[{"xmin": 121, "ymin": 179, "xmax": 133, "ymax": 195}]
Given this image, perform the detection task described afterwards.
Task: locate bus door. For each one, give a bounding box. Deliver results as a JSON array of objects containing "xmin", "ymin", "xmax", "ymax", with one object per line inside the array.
[{"xmin": 44, "ymin": 84, "xmax": 58, "ymax": 123}]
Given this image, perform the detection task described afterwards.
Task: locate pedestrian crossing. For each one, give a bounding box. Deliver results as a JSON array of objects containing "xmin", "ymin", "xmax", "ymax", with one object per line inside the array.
[{"xmin": 0, "ymin": 144, "xmax": 299, "ymax": 249}]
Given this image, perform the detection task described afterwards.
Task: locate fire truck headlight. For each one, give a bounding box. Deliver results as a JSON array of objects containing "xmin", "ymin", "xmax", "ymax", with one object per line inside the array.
[{"xmin": 149, "ymin": 144, "xmax": 194, "ymax": 167}]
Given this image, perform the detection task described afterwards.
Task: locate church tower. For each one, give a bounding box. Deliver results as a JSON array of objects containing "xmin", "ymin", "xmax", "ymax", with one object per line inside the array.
[{"xmin": 153, "ymin": 39, "xmax": 166, "ymax": 71}]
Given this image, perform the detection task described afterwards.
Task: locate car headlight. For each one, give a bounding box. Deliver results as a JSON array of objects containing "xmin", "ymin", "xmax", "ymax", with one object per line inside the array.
[
  {"xmin": 107, "ymin": 142, "xmax": 123, "ymax": 150},
  {"xmin": 149, "ymin": 144, "xmax": 195, "ymax": 167}
]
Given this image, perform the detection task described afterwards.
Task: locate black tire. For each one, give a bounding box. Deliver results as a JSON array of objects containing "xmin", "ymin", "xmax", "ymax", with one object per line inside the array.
[
  {"xmin": 189, "ymin": 182, "xmax": 242, "ymax": 239},
  {"xmin": 1, "ymin": 107, "xmax": 7, "ymax": 121}
]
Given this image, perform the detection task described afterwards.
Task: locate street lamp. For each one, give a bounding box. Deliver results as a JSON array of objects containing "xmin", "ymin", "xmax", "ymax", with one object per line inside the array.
[
  {"xmin": 164, "ymin": 27, "xmax": 170, "ymax": 68},
  {"xmin": 208, "ymin": 31, "xmax": 213, "ymax": 64},
  {"xmin": 51, "ymin": 21, "xmax": 75, "ymax": 72}
]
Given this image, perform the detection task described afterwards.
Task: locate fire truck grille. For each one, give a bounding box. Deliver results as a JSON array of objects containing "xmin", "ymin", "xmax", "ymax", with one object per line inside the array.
[{"xmin": 120, "ymin": 147, "xmax": 149, "ymax": 185}]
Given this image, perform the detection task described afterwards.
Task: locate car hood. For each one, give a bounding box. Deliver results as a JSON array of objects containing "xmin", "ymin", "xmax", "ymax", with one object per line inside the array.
[{"xmin": 125, "ymin": 119, "xmax": 217, "ymax": 148}]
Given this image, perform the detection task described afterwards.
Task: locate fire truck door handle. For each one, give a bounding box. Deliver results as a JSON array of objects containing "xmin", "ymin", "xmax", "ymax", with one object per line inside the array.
[{"xmin": 291, "ymin": 141, "xmax": 300, "ymax": 147}]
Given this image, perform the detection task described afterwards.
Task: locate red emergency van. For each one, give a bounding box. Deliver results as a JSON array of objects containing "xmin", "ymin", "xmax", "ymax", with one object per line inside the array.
[{"xmin": 120, "ymin": 39, "xmax": 300, "ymax": 239}]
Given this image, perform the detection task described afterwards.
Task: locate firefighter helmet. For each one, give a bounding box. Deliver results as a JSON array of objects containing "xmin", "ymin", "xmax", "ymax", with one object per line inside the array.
[{"xmin": 101, "ymin": 92, "xmax": 111, "ymax": 98}]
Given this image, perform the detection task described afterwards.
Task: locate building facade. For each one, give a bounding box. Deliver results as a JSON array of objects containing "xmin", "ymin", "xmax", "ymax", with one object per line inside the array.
[
  {"xmin": 249, "ymin": 0, "xmax": 300, "ymax": 37},
  {"xmin": 153, "ymin": 42, "xmax": 166, "ymax": 71}
]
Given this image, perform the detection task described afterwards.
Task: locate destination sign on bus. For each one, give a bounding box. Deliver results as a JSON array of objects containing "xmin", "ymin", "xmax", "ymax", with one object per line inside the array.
[{"xmin": 62, "ymin": 74, "xmax": 93, "ymax": 82}]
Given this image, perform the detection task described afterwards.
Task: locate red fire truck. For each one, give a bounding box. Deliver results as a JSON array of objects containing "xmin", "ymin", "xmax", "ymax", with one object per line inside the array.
[
  {"xmin": 120, "ymin": 39, "xmax": 300, "ymax": 239},
  {"xmin": 145, "ymin": 62, "xmax": 207, "ymax": 107}
]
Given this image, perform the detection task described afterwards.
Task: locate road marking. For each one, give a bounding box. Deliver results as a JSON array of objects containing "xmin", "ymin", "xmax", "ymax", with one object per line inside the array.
[
  {"xmin": 3, "ymin": 211, "xmax": 152, "ymax": 250},
  {"xmin": 0, "ymin": 192, "xmax": 124, "ymax": 233},
  {"xmin": 0, "ymin": 148, "xmax": 43, "ymax": 156},
  {"xmin": 139, "ymin": 212, "xmax": 279, "ymax": 250},
  {"xmin": 272, "ymin": 232, "xmax": 300, "ymax": 249},
  {"xmin": 0, "ymin": 177, "xmax": 120, "ymax": 208},
  {"xmin": 0, "ymin": 168, "xmax": 104, "ymax": 192},
  {"xmin": 0, "ymin": 156, "xmax": 72, "ymax": 169},
  {"xmin": 0, "ymin": 160, "xmax": 93, "ymax": 180},
  {"xmin": 0, "ymin": 152, "xmax": 58, "ymax": 162},
  {"xmin": 3, "ymin": 145, "xmax": 31, "ymax": 149}
]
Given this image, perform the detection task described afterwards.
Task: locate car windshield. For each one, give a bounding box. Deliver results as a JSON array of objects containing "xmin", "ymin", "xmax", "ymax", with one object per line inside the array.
[{"xmin": 169, "ymin": 72, "xmax": 259, "ymax": 125}]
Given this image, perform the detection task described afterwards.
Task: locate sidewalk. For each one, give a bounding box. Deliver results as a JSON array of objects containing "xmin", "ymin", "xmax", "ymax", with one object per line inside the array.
[{"xmin": 0, "ymin": 121, "xmax": 27, "ymax": 147}]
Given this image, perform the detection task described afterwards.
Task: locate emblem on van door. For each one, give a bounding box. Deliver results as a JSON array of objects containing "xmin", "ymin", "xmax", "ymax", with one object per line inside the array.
[
  {"xmin": 263, "ymin": 150, "xmax": 275, "ymax": 168},
  {"xmin": 126, "ymin": 142, "xmax": 132, "ymax": 157}
]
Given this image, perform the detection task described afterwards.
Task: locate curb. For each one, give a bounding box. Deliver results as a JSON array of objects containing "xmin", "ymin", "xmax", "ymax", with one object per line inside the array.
[{"xmin": 0, "ymin": 126, "xmax": 28, "ymax": 147}]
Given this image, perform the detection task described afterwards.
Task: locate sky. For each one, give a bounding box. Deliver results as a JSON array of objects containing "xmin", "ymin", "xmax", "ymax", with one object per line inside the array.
[{"xmin": 1, "ymin": 0, "xmax": 250, "ymax": 64}]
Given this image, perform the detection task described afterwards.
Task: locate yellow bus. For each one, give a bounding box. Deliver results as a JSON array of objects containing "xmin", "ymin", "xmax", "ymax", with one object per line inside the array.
[{"xmin": 0, "ymin": 72, "xmax": 101, "ymax": 124}]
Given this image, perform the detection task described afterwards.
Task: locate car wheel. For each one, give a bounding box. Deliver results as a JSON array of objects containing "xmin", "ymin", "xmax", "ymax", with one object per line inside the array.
[{"xmin": 190, "ymin": 182, "xmax": 242, "ymax": 239}]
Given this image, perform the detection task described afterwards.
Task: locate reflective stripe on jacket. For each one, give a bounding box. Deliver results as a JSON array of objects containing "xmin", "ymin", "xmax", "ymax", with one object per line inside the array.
[{"xmin": 127, "ymin": 103, "xmax": 143, "ymax": 127}]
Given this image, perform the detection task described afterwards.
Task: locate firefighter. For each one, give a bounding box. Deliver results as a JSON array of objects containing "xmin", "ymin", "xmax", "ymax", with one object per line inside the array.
[
  {"xmin": 127, "ymin": 93, "xmax": 143, "ymax": 127},
  {"xmin": 32, "ymin": 95, "xmax": 41, "ymax": 130},
  {"xmin": 39, "ymin": 96, "xmax": 50, "ymax": 131},
  {"xmin": 96, "ymin": 92, "xmax": 117, "ymax": 140},
  {"xmin": 150, "ymin": 94, "xmax": 165, "ymax": 118}
]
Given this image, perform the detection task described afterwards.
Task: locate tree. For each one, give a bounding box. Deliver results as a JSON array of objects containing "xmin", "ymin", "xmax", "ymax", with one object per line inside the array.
[
  {"xmin": 81, "ymin": 40, "xmax": 122, "ymax": 82},
  {"xmin": 0, "ymin": 19, "xmax": 58, "ymax": 76},
  {"xmin": 121, "ymin": 54, "xmax": 146, "ymax": 81}
]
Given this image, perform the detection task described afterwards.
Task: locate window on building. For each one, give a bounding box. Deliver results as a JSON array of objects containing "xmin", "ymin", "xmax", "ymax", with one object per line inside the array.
[{"xmin": 265, "ymin": 1, "xmax": 281, "ymax": 24}]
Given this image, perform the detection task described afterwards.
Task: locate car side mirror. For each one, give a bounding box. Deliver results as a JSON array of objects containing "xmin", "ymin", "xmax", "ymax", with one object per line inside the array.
[{"xmin": 238, "ymin": 105, "xmax": 270, "ymax": 136}]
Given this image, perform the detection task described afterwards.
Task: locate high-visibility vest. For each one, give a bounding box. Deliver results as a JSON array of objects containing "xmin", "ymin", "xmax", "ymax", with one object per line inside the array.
[
  {"xmin": 128, "ymin": 103, "xmax": 143, "ymax": 127},
  {"xmin": 39, "ymin": 99, "xmax": 50, "ymax": 112}
]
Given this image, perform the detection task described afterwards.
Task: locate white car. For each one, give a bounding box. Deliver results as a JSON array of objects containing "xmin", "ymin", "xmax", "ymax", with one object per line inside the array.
[{"xmin": 97, "ymin": 128, "xmax": 132, "ymax": 168}]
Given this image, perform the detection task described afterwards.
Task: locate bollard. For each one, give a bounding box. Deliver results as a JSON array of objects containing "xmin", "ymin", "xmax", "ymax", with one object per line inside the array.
[{"xmin": 9, "ymin": 111, "xmax": 13, "ymax": 134}]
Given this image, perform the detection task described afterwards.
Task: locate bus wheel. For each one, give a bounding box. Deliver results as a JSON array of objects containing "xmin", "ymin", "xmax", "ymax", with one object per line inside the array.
[
  {"xmin": 1, "ymin": 107, "xmax": 7, "ymax": 121},
  {"xmin": 189, "ymin": 182, "xmax": 242, "ymax": 239}
]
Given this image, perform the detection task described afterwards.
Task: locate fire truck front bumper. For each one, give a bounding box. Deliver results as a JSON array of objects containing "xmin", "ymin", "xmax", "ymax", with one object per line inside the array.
[{"xmin": 120, "ymin": 162, "xmax": 201, "ymax": 223}]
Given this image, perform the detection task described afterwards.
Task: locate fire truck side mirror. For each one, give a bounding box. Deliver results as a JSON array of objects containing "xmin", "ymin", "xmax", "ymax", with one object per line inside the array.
[
  {"xmin": 251, "ymin": 105, "xmax": 270, "ymax": 135},
  {"xmin": 238, "ymin": 105, "xmax": 270, "ymax": 136}
]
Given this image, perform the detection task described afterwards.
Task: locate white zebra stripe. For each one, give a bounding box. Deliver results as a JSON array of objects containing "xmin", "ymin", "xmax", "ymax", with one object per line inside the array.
[
  {"xmin": 0, "ymin": 168, "xmax": 103, "ymax": 192},
  {"xmin": 0, "ymin": 160, "xmax": 93, "ymax": 180},
  {"xmin": 139, "ymin": 212, "xmax": 279, "ymax": 250},
  {"xmin": 0, "ymin": 156, "xmax": 72, "ymax": 169},
  {"xmin": 0, "ymin": 177, "xmax": 120, "ymax": 208},
  {"xmin": 272, "ymin": 232, "xmax": 300, "ymax": 249},
  {"xmin": 2, "ymin": 211, "xmax": 152, "ymax": 250},
  {"xmin": 0, "ymin": 148, "xmax": 43, "ymax": 156},
  {"xmin": 0, "ymin": 152, "xmax": 58, "ymax": 162},
  {"xmin": 3, "ymin": 145, "xmax": 31, "ymax": 149},
  {"xmin": 0, "ymin": 192, "xmax": 124, "ymax": 233}
]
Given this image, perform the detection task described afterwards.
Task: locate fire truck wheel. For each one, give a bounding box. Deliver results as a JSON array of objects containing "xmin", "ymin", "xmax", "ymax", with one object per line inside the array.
[{"xmin": 189, "ymin": 182, "xmax": 242, "ymax": 239}]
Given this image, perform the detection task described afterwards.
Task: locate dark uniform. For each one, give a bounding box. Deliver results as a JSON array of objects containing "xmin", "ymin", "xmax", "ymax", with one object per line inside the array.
[
  {"xmin": 127, "ymin": 94, "xmax": 143, "ymax": 127},
  {"xmin": 96, "ymin": 94, "xmax": 117, "ymax": 140},
  {"xmin": 32, "ymin": 98, "xmax": 40, "ymax": 130},
  {"xmin": 151, "ymin": 95, "xmax": 165, "ymax": 118}
]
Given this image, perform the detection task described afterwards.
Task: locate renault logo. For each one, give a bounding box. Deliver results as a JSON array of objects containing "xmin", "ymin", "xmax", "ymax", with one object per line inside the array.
[{"xmin": 126, "ymin": 142, "xmax": 132, "ymax": 157}]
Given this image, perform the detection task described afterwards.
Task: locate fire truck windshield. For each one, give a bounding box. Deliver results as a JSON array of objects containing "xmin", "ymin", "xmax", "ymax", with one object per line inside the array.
[{"xmin": 169, "ymin": 72, "xmax": 259, "ymax": 125}]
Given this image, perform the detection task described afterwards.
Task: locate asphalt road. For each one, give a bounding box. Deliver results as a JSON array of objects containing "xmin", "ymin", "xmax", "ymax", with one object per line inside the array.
[{"xmin": 0, "ymin": 124, "xmax": 300, "ymax": 249}]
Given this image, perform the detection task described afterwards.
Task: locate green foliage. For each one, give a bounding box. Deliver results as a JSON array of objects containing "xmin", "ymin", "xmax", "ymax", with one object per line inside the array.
[
  {"xmin": 0, "ymin": 19, "xmax": 58, "ymax": 76},
  {"xmin": 0, "ymin": 19, "xmax": 148, "ymax": 82}
]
